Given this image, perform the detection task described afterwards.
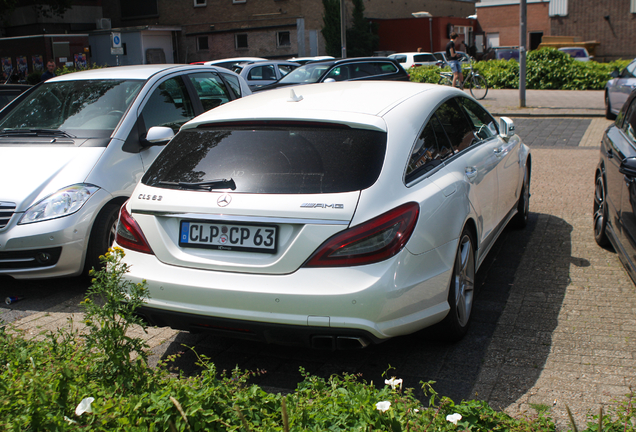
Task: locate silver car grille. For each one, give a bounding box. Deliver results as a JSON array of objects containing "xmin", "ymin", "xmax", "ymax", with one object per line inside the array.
[{"xmin": 0, "ymin": 202, "xmax": 16, "ymax": 229}]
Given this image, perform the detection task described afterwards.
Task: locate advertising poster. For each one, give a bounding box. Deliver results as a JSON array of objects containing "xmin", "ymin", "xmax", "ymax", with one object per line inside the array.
[
  {"xmin": 17, "ymin": 56, "xmax": 27, "ymax": 76},
  {"xmin": 32, "ymin": 55, "xmax": 43, "ymax": 72},
  {"xmin": 1, "ymin": 57, "xmax": 12, "ymax": 80},
  {"xmin": 74, "ymin": 53, "xmax": 87, "ymax": 69}
]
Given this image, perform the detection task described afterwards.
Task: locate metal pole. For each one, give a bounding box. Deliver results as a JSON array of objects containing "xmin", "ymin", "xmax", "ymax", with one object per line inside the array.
[
  {"xmin": 429, "ymin": 17, "xmax": 433, "ymax": 52},
  {"xmin": 519, "ymin": 0, "xmax": 527, "ymax": 107},
  {"xmin": 340, "ymin": 0, "xmax": 347, "ymax": 58}
]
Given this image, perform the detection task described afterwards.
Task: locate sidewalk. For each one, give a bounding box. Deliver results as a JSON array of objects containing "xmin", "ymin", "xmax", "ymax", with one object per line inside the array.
[{"xmin": 480, "ymin": 89, "xmax": 605, "ymax": 117}]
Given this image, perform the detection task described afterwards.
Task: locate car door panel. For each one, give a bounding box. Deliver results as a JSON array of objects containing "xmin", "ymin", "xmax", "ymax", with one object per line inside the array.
[{"xmin": 617, "ymin": 101, "xmax": 636, "ymax": 266}]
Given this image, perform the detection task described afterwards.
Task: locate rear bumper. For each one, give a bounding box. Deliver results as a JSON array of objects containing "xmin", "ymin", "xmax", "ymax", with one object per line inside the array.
[
  {"xmin": 136, "ymin": 305, "xmax": 383, "ymax": 349},
  {"xmin": 119, "ymin": 240, "xmax": 456, "ymax": 344}
]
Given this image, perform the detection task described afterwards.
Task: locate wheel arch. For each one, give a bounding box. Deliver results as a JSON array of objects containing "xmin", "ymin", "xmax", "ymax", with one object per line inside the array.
[{"xmin": 83, "ymin": 196, "xmax": 128, "ymax": 274}]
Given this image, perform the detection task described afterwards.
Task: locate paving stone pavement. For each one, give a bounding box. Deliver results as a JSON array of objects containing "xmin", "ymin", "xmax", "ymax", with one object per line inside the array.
[{"xmin": 2, "ymin": 112, "xmax": 633, "ymax": 430}]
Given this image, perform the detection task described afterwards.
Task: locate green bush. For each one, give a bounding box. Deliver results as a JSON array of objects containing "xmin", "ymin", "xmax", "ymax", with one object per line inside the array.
[
  {"xmin": 1, "ymin": 248, "xmax": 636, "ymax": 430},
  {"xmin": 409, "ymin": 48, "xmax": 631, "ymax": 90}
]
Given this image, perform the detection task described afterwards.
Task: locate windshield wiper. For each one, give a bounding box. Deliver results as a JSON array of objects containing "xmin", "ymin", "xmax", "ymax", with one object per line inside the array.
[
  {"xmin": 0, "ymin": 129, "xmax": 75, "ymax": 138},
  {"xmin": 158, "ymin": 178, "xmax": 237, "ymax": 191}
]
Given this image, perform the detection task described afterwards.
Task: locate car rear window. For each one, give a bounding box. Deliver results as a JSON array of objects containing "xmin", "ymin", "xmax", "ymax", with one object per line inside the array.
[
  {"xmin": 413, "ymin": 54, "xmax": 436, "ymax": 63},
  {"xmin": 142, "ymin": 124, "xmax": 387, "ymax": 194}
]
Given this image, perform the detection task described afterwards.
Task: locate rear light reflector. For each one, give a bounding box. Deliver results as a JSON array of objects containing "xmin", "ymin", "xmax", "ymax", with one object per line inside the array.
[
  {"xmin": 115, "ymin": 203, "xmax": 154, "ymax": 255},
  {"xmin": 303, "ymin": 202, "xmax": 419, "ymax": 267}
]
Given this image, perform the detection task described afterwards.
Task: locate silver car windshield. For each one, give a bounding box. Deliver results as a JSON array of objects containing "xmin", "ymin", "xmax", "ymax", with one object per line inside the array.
[
  {"xmin": 0, "ymin": 79, "xmax": 144, "ymax": 138},
  {"xmin": 277, "ymin": 63, "xmax": 332, "ymax": 84}
]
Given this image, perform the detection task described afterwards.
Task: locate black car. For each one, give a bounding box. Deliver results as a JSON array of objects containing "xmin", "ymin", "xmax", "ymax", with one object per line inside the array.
[
  {"xmin": 595, "ymin": 88, "xmax": 636, "ymax": 283},
  {"xmin": 253, "ymin": 57, "xmax": 409, "ymax": 92}
]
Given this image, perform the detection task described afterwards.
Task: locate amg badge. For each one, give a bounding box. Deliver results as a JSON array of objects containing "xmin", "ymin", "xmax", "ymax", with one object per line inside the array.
[{"xmin": 300, "ymin": 203, "xmax": 344, "ymax": 209}]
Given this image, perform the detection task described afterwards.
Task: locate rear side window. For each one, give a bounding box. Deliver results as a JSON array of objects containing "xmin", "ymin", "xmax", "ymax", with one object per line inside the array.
[
  {"xmin": 248, "ymin": 65, "xmax": 276, "ymax": 81},
  {"xmin": 220, "ymin": 72, "xmax": 242, "ymax": 97},
  {"xmin": 188, "ymin": 72, "xmax": 231, "ymax": 111},
  {"xmin": 413, "ymin": 54, "xmax": 436, "ymax": 63},
  {"xmin": 435, "ymin": 98, "xmax": 475, "ymax": 152},
  {"xmin": 622, "ymin": 99, "xmax": 636, "ymax": 144},
  {"xmin": 406, "ymin": 114, "xmax": 454, "ymax": 183},
  {"xmin": 142, "ymin": 125, "xmax": 387, "ymax": 194}
]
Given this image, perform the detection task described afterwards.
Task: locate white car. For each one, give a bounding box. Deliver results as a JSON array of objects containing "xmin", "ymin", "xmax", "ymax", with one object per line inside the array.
[
  {"xmin": 195, "ymin": 57, "xmax": 267, "ymax": 70},
  {"xmin": 0, "ymin": 64, "xmax": 251, "ymax": 279},
  {"xmin": 117, "ymin": 81, "xmax": 531, "ymax": 349},
  {"xmin": 558, "ymin": 47, "xmax": 592, "ymax": 62},
  {"xmin": 388, "ymin": 52, "xmax": 438, "ymax": 69},
  {"xmin": 287, "ymin": 56, "xmax": 335, "ymax": 65}
]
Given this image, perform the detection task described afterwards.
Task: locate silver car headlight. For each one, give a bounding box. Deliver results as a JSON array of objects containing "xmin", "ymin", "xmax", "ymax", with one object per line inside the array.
[{"xmin": 18, "ymin": 184, "xmax": 100, "ymax": 224}]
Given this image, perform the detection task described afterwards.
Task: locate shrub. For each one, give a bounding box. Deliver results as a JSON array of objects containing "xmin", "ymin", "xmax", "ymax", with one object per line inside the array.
[{"xmin": 409, "ymin": 48, "xmax": 632, "ymax": 90}]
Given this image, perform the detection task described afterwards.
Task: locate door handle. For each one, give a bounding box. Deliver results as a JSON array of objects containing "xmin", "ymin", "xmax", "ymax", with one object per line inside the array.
[
  {"xmin": 465, "ymin": 166, "xmax": 478, "ymax": 181},
  {"xmin": 494, "ymin": 147, "xmax": 505, "ymax": 158}
]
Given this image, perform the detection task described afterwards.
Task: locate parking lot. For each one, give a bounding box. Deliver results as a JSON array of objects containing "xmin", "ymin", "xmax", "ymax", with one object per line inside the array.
[{"xmin": 1, "ymin": 95, "xmax": 632, "ymax": 429}]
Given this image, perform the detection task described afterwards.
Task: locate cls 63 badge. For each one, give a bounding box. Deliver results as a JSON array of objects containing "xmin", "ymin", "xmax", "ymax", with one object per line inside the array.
[{"xmin": 138, "ymin": 194, "xmax": 163, "ymax": 201}]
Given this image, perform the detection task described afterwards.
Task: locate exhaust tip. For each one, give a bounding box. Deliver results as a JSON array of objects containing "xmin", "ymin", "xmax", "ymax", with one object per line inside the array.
[{"xmin": 311, "ymin": 335, "xmax": 371, "ymax": 350}]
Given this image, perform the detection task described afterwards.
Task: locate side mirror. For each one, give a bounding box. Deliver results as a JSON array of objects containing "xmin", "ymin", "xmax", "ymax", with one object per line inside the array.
[
  {"xmin": 323, "ymin": 78, "xmax": 336, "ymax": 83},
  {"xmin": 499, "ymin": 117, "xmax": 515, "ymax": 139},
  {"xmin": 610, "ymin": 69, "xmax": 620, "ymax": 79},
  {"xmin": 620, "ymin": 157, "xmax": 636, "ymax": 178},
  {"xmin": 142, "ymin": 126, "xmax": 174, "ymax": 146}
]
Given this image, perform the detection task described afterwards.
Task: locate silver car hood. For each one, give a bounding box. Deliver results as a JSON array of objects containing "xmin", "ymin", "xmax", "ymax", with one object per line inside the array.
[{"xmin": 0, "ymin": 146, "xmax": 105, "ymax": 211}]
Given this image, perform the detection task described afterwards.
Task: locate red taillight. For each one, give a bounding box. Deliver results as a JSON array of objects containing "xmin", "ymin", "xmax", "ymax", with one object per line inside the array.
[
  {"xmin": 303, "ymin": 202, "xmax": 419, "ymax": 268},
  {"xmin": 115, "ymin": 204, "xmax": 154, "ymax": 255}
]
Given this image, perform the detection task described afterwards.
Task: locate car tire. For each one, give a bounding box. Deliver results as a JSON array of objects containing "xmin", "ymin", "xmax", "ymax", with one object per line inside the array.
[
  {"xmin": 84, "ymin": 202, "xmax": 121, "ymax": 275},
  {"xmin": 593, "ymin": 170, "xmax": 611, "ymax": 247},
  {"xmin": 605, "ymin": 92, "xmax": 617, "ymax": 120},
  {"xmin": 439, "ymin": 227, "xmax": 476, "ymax": 342},
  {"xmin": 511, "ymin": 166, "xmax": 530, "ymax": 229}
]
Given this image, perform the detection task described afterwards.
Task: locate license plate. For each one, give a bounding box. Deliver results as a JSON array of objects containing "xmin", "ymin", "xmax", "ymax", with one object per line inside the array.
[{"xmin": 179, "ymin": 220, "xmax": 277, "ymax": 253}]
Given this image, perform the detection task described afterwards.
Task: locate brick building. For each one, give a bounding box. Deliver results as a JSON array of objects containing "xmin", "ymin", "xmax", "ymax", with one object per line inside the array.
[{"xmin": 476, "ymin": 0, "xmax": 636, "ymax": 61}]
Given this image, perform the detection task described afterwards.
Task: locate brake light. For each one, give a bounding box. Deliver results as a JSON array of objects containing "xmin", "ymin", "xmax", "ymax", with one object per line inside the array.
[
  {"xmin": 115, "ymin": 203, "xmax": 154, "ymax": 255},
  {"xmin": 303, "ymin": 202, "xmax": 419, "ymax": 267}
]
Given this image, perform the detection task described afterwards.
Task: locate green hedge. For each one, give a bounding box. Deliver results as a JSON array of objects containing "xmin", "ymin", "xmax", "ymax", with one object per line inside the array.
[{"xmin": 409, "ymin": 48, "xmax": 631, "ymax": 90}]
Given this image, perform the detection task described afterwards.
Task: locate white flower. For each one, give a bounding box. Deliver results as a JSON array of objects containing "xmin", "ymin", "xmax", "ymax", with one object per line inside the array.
[
  {"xmin": 64, "ymin": 416, "xmax": 77, "ymax": 424},
  {"xmin": 75, "ymin": 397, "xmax": 95, "ymax": 416},
  {"xmin": 384, "ymin": 377, "xmax": 403, "ymax": 390},
  {"xmin": 446, "ymin": 413, "xmax": 462, "ymax": 425},
  {"xmin": 376, "ymin": 401, "xmax": 391, "ymax": 412}
]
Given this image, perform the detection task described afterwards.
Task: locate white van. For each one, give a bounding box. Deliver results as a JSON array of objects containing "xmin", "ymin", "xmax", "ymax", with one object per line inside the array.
[{"xmin": 0, "ymin": 64, "xmax": 251, "ymax": 279}]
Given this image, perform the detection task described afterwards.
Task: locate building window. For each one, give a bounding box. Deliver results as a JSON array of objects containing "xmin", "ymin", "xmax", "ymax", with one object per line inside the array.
[
  {"xmin": 631, "ymin": 0, "xmax": 636, "ymax": 13},
  {"xmin": 194, "ymin": 0, "xmax": 206, "ymax": 6},
  {"xmin": 277, "ymin": 31, "xmax": 291, "ymax": 47},
  {"xmin": 197, "ymin": 36, "xmax": 209, "ymax": 51},
  {"xmin": 235, "ymin": 34, "xmax": 248, "ymax": 49}
]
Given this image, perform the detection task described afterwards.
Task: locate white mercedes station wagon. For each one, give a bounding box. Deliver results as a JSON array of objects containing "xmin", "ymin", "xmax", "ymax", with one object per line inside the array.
[
  {"xmin": 117, "ymin": 81, "xmax": 531, "ymax": 349},
  {"xmin": 0, "ymin": 64, "xmax": 251, "ymax": 279}
]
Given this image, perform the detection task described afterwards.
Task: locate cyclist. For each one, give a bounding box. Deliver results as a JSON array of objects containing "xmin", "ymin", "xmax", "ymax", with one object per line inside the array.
[{"xmin": 446, "ymin": 32, "xmax": 463, "ymax": 89}]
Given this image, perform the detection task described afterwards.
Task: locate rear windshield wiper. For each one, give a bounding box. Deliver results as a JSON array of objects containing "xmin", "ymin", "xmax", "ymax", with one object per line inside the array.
[
  {"xmin": 158, "ymin": 178, "xmax": 237, "ymax": 191},
  {"xmin": 0, "ymin": 129, "xmax": 75, "ymax": 138}
]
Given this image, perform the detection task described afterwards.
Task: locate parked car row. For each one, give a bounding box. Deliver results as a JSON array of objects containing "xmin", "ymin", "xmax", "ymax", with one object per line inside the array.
[{"xmin": 1, "ymin": 57, "xmax": 532, "ymax": 350}]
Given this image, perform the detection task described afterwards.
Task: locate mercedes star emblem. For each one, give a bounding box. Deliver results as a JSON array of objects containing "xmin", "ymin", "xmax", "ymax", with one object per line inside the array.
[{"xmin": 217, "ymin": 194, "xmax": 232, "ymax": 207}]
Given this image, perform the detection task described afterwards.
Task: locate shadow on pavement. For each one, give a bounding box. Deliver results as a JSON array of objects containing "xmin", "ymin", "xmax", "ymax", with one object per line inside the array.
[
  {"xmin": 0, "ymin": 275, "xmax": 89, "ymax": 323},
  {"xmin": 154, "ymin": 210, "xmax": 582, "ymax": 407}
]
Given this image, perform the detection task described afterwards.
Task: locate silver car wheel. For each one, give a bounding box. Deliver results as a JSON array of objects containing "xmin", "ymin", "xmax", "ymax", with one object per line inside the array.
[
  {"xmin": 594, "ymin": 171, "xmax": 610, "ymax": 246},
  {"xmin": 453, "ymin": 233, "xmax": 475, "ymax": 328}
]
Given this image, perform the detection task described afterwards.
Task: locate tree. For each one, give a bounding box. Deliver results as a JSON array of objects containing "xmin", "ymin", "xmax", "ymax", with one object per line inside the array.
[
  {"xmin": 0, "ymin": 0, "xmax": 73, "ymax": 19},
  {"xmin": 346, "ymin": 0, "xmax": 378, "ymax": 57},
  {"xmin": 321, "ymin": 0, "xmax": 341, "ymax": 58},
  {"xmin": 321, "ymin": 0, "xmax": 379, "ymax": 58}
]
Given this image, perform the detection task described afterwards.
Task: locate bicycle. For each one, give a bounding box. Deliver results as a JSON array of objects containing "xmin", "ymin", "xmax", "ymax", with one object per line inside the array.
[{"xmin": 438, "ymin": 57, "xmax": 488, "ymax": 100}]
